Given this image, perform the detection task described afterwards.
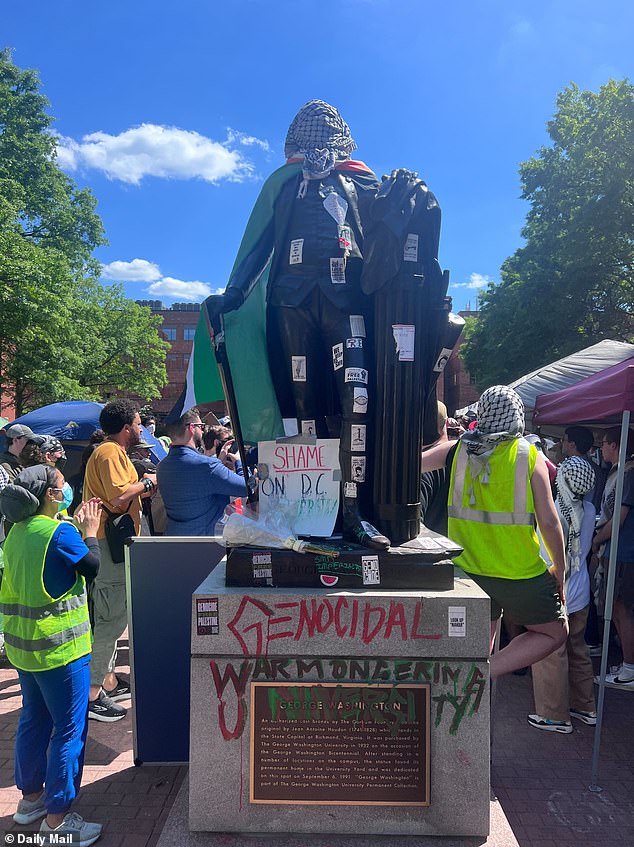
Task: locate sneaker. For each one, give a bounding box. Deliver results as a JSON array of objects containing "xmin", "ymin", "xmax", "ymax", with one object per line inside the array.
[
  {"xmin": 586, "ymin": 644, "xmax": 603, "ymax": 657},
  {"xmin": 14, "ymin": 792, "xmax": 47, "ymax": 824},
  {"xmin": 527, "ymin": 713, "xmax": 573, "ymax": 733},
  {"xmin": 40, "ymin": 811, "xmax": 102, "ymax": 846},
  {"xmin": 103, "ymin": 674, "xmax": 131, "ymax": 702},
  {"xmin": 570, "ymin": 708, "xmax": 597, "ymax": 725},
  {"xmin": 595, "ymin": 670, "xmax": 634, "ymax": 690},
  {"xmin": 88, "ymin": 691, "xmax": 127, "ymax": 722}
]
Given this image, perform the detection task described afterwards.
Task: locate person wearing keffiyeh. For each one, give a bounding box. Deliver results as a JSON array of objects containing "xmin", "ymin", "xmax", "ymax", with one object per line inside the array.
[
  {"xmin": 422, "ymin": 385, "xmax": 568, "ymax": 680},
  {"xmin": 528, "ymin": 456, "xmax": 598, "ymax": 732}
]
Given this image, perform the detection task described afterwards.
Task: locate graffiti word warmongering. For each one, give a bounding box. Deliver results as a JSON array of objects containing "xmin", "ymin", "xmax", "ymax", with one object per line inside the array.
[{"xmin": 227, "ymin": 595, "xmax": 441, "ymax": 656}]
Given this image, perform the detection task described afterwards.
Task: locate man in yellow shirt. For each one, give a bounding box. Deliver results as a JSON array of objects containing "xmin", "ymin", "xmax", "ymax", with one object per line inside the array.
[{"xmin": 83, "ymin": 400, "xmax": 156, "ymax": 721}]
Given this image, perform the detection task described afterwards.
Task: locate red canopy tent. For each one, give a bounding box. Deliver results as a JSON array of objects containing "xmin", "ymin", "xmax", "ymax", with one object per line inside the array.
[
  {"xmin": 534, "ymin": 359, "xmax": 634, "ymax": 790},
  {"xmin": 533, "ymin": 359, "xmax": 634, "ymax": 428}
]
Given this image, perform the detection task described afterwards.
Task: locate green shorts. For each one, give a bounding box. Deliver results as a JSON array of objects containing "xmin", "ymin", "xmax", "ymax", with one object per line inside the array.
[{"xmin": 466, "ymin": 569, "xmax": 565, "ymax": 625}]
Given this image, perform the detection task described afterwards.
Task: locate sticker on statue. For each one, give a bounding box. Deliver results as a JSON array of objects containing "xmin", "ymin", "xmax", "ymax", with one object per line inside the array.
[
  {"xmin": 344, "ymin": 367, "xmax": 368, "ymax": 384},
  {"xmin": 346, "ymin": 337, "xmax": 363, "ymax": 349},
  {"xmin": 351, "ymin": 455, "xmax": 366, "ymax": 482},
  {"xmin": 352, "ymin": 387, "xmax": 368, "ymax": 414},
  {"xmin": 332, "ymin": 343, "xmax": 344, "ymax": 371},
  {"xmin": 392, "ymin": 325, "xmax": 415, "ymax": 361},
  {"xmin": 330, "ymin": 258, "xmax": 346, "ymax": 284},
  {"xmin": 349, "ymin": 315, "xmax": 366, "ymax": 337},
  {"xmin": 301, "ymin": 420, "xmax": 316, "ymax": 436},
  {"xmin": 292, "ymin": 356, "xmax": 307, "ymax": 382},
  {"xmin": 344, "ymin": 482, "xmax": 357, "ymax": 498},
  {"xmin": 323, "ymin": 192, "xmax": 348, "ymax": 225},
  {"xmin": 403, "ymin": 233, "xmax": 419, "ymax": 262},
  {"xmin": 433, "ymin": 347, "xmax": 453, "ymax": 372},
  {"xmin": 289, "ymin": 238, "xmax": 304, "ymax": 265},
  {"xmin": 362, "ymin": 555, "xmax": 381, "ymax": 585},
  {"xmin": 351, "ymin": 424, "xmax": 366, "ymax": 451}
]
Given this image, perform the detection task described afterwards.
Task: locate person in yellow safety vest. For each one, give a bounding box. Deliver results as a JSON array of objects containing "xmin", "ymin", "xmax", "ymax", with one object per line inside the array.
[
  {"xmin": 0, "ymin": 465, "xmax": 104, "ymax": 847},
  {"xmin": 422, "ymin": 385, "xmax": 568, "ymax": 679}
]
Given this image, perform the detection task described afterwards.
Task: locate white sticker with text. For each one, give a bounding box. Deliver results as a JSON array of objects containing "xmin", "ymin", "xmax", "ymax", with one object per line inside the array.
[
  {"xmin": 330, "ymin": 257, "xmax": 346, "ymax": 284},
  {"xmin": 404, "ymin": 233, "xmax": 419, "ymax": 262},
  {"xmin": 346, "ymin": 337, "xmax": 363, "ymax": 349},
  {"xmin": 362, "ymin": 555, "xmax": 380, "ymax": 585},
  {"xmin": 301, "ymin": 420, "xmax": 316, "ymax": 436},
  {"xmin": 332, "ymin": 342, "xmax": 344, "ymax": 371},
  {"xmin": 392, "ymin": 324, "xmax": 415, "ymax": 361},
  {"xmin": 345, "ymin": 367, "xmax": 368, "ymax": 384},
  {"xmin": 344, "ymin": 482, "xmax": 357, "ymax": 498},
  {"xmin": 448, "ymin": 606, "xmax": 466, "ymax": 637},
  {"xmin": 289, "ymin": 238, "xmax": 304, "ymax": 264}
]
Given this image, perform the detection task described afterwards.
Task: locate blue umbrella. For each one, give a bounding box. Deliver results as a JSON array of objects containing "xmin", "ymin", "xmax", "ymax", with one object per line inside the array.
[{"xmin": 8, "ymin": 401, "xmax": 166, "ymax": 463}]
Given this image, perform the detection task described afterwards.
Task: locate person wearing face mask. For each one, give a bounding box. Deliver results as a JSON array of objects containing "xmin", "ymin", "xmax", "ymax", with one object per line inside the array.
[
  {"xmin": 0, "ymin": 465, "xmax": 103, "ymax": 845},
  {"xmin": 141, "ymin": 415, "xmax": 156, "ymax": 436},
  {"xmin": 40, "ymin": 436, "xmax": 68, "ymax": 473}
]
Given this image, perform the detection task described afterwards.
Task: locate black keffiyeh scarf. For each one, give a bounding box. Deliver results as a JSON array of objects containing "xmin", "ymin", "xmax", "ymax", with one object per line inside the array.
[
  {"xmin": 284, "ymin": 100, "xmax": 356, "ymax": 197},
  {"xmin": 556, "ymin": 456, "xmax": 595, "ymax": 574}
]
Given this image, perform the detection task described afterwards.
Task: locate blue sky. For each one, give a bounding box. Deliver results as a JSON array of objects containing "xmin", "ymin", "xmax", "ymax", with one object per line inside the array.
[{"xmin": 5, "ymin": 1, "xmax": 633, "ymax": 311}]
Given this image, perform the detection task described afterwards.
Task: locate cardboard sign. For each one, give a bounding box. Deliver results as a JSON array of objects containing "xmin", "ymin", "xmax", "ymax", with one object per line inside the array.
[{"xmin": 258, "ymin": 438, "xmax": 341, "ymax": 537}]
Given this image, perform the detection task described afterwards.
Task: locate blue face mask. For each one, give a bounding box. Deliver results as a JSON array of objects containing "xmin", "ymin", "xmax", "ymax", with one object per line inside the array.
[{"xmin": 57, "ymin": 482, "xmax": 73, "ymax": 512}]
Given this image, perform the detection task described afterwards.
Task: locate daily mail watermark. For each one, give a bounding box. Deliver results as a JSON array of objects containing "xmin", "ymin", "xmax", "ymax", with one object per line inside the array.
[{"xmin": 4, "ymin": 832, "xmax": 79, "ymax": 844}]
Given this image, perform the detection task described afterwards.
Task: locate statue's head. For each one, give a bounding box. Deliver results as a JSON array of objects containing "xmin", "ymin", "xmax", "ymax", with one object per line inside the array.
[{"xmin": 284, "ymin": 100, "xmax": 356, "ymax": 176}]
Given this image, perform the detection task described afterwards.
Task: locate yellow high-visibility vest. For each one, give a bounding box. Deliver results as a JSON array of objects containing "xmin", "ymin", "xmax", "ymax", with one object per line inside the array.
[
  {"xmin": 1, "ymin": 515, "xmax": 91, "ymax": 671},
  {"xmin": 447, "ymin": 438, "xmax": 547, "ymax": 579}
]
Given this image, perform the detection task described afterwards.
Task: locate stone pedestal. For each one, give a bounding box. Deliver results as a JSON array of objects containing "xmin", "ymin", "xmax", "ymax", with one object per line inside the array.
[{"xmin": 189, "ymin": 561, "xmax": 491, "ymax": 837}]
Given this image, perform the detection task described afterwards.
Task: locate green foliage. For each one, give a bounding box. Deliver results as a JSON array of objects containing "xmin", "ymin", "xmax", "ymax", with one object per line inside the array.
[
  {"xmin": 0, "ymin": 49, "xmax": 168, "ymax": 414},
  {"xmin": 462, "ymin": 79, "xmax": 634, "ymax": 389}
]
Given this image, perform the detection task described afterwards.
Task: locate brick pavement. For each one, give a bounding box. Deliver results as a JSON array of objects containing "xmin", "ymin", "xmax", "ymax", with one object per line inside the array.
[
  {"xmin": 0, "ymin": 636, "xmax": 186, "ymax": 847},
  {"xmin": 1, "ymin": 640, "xmax": 632, "ymax": 846}
]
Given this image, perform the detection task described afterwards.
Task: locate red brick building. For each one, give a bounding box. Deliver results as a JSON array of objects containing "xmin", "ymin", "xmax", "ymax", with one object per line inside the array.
[
  {"xmin": 440, "ymin": 309, "xmax": 480, "ymax": 414},
  {"xmin": 135, "ymin": 301, "xmax": 226, "ymax": 420}
]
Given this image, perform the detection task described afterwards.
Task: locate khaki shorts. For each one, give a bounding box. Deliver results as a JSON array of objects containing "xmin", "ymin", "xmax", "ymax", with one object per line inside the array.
[{"xmin": 467, "ymin": 569, "xmax": 565, "ymax": 625}]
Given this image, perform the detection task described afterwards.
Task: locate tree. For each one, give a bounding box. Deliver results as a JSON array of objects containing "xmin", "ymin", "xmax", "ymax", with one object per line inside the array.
[
  {"xmin": 0, "ymin": 49, "xmax": 168, "ymax": 414},
  {"xmin": 462, "ymin": 79, "xmax": 634, "ymax": 388}
]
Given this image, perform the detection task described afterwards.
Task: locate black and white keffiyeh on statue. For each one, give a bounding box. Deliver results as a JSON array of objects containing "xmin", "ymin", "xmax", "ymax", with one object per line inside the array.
[{"xmin": 556, "ymin": 456, "xmax": 595, "ymax": 575}]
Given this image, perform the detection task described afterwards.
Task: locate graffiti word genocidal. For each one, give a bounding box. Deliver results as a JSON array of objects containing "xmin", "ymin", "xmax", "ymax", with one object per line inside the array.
[
  {"xmin": 209, "ymin": 657, "xmax": 485, "ymax": 741},
  {"xmin": 226, "ymin": 595, "xmax": 441, "ymax": 656}
]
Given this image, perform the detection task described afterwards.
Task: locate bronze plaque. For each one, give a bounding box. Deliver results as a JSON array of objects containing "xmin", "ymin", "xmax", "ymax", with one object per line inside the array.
[{"xmin": 249, "ymin": 682, "xmax": 430, "ymax": 805}]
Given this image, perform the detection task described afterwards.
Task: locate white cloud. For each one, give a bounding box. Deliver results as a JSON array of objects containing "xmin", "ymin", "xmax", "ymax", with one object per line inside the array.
[
  {"xmin": 147, "ymin": 277, "xmax": 213, "ymax": 301},
  {"xmin": 101, "ymin": 258, "xmax": 162, "ymax": 282},
  {"xmin": 452, "ymin": 273, "xmax": 493, "ymax": 290},
  {"xmin": 226, "ymin": 127, "xmax": 270, "ymax": 152},
  {"xmin": 55, "ymin": 123, "xmax": 268, "ymax": 185}
]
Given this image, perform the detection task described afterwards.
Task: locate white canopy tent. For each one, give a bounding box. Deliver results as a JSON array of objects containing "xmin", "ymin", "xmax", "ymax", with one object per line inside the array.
[{"xmin": 456, "ymin": 340, "xmax": 634, "ymax": 427}]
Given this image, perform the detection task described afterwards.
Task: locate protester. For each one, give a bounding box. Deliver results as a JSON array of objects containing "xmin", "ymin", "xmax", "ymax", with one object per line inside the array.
[
  {"xmin": 40, "ymin": 436, "xmax": 68, "ymax": 471},
  {"xmin": 0, "ymin": 465, "xmax": 102, "ymax": 845},
  {"xmin": 68, "ymin": 431, "xmax": 106, "ymax": 516},
  {"xmin": 420, "ymin": 401, "xmax": 451, "ymax": 535},
  {"xmin": 158, "ymin": 410, "xmax": 247, "ymax": 536},
  {"xmin": 0, "ymin": 425, "xmax": 46, "ymax": 481},
  {"xmin": 592, "ymin": 427, "xmax": 634, "ymax": 689},
  {"xmin": 529, "ymin": 456, "xmax": 597, "ymax": 732},
  {"xmin": 562, "ymin": 425, "xmax": 608, "ymax": 513},
  {"xmin": 423, "ymin": 385, "xmax": 568, "ymax": 678},
  {"xmin": 83, "ymin": 400, "xmax": 156, "ymax": 721}
]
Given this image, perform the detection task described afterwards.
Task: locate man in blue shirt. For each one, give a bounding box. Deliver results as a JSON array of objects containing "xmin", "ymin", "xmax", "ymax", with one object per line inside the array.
[{"xmin": 157, "ymin": 410, "xmax": 247, "ymax": 536}]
